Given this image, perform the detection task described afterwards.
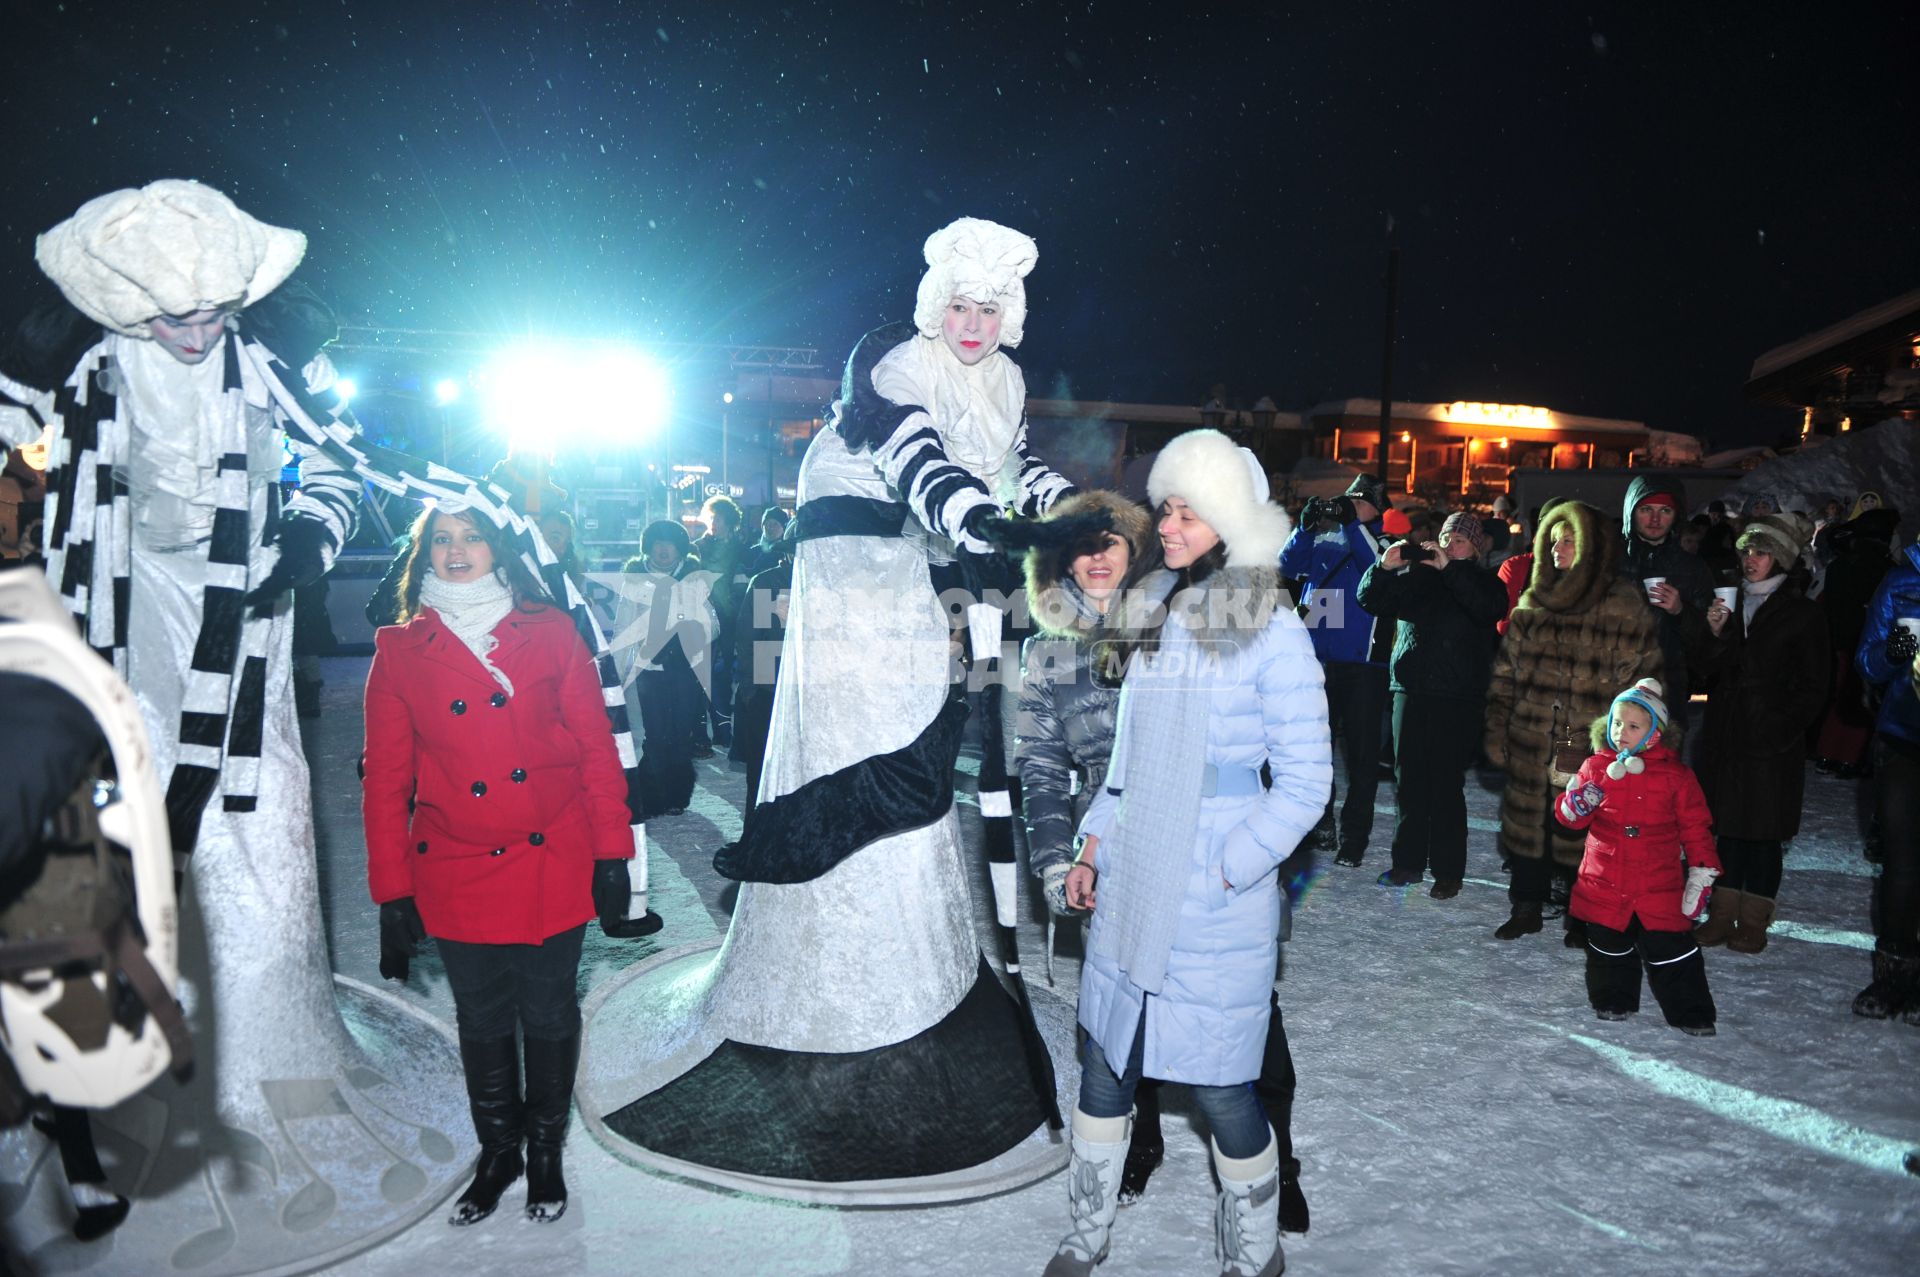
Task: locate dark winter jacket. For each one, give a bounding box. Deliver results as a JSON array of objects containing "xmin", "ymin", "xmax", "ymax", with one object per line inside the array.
[
  {"xmin": 1822, "ymin": 510, "xmax": 1900, "ymax": 657},
  {"xmin": 362, "ymin": 604, "xmax": 633, "ymax": 945},
  {"xmin": 1486, "ymin": 501, "xmax": 1664, "ymax": 866},
  {"xmin": 1689, "ymin": 571, "xmax": 1830, "ymax": 841},
  {"xmin": 1280, "ymin": 514, "xmax": 1386, "ymax": 666},
  {"xmin": 1857, "ymin": 541, "xmax": 1920, "ymax": 747},
  {"xmin": 1558, "ymin": 722, "xmax": 1719, "ymax": 933},
  {"xmin": 1619, "ymin": 476, "xmax": 1715, "ymax": 705},
  {"xmin": 1355, "ymin": 554, "xmax": 1509, "ymax": 701},
  {"xmin": 1014, "ymin": 491, "xmax": 1152, "ymax": 877}
]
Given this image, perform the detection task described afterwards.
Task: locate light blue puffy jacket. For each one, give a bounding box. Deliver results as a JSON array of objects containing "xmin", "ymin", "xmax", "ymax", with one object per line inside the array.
[{"xmin": 1077, "ymin": 603, "xmax": 1332, "ymax": 1086}]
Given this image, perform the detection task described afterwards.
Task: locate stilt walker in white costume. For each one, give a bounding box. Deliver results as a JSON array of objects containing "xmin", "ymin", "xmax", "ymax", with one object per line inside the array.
[
  {"xmin": 0, "ymin": 180, "xmax": 651, "ymax": 1271},
  {"xmin": 597, "ymin": 217, "xmax": 1079, "ymax": 1187}
]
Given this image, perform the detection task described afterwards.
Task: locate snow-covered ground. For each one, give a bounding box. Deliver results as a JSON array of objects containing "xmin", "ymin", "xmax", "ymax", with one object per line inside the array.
[{"xmin": 190, "ymin": 657, "xmax": 1920, "ymax": 1273}]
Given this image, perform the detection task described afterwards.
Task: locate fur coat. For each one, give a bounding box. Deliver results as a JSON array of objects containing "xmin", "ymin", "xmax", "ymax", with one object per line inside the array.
[{"xmin": 1485, "ymin": 501, "xmax": 1663, "ymax": 866}]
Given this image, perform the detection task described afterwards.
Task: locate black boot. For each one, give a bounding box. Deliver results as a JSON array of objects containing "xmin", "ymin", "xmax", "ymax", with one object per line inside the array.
[
  {"xmin": 1853, "ymin": 947, "xmax": 1920, "ymax": 1020},
  {"xmin": 1495, "ymin": 900, "xmax": 1543, "ymax": 940},
  {"xmin": 1278, "ymin": 1155, "xmax": 1310, "ymax": 1234},
  {"xmin": 450, "ymin": 1036, "xmax": 524, "ymax": 1226},
  {"xmin": 1117, "ymin": 1081, "xmax": 1163, "ymax": 1206},
  {"xmin": 523, "ymin": 1031, "xmax": 580, "ymax": 1222}
]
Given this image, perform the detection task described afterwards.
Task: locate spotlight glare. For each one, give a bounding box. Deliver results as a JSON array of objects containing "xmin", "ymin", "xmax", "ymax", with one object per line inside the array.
[
  {"xmin": 482, "ymin": 344, "xmax": 671, "ymax": 456},
  {"xmin": 722, "ymin": 391, "xmax": 734, "ymax": 404},
  {"xmin": 434, "ymin": 378, "xmax": 462, "ymax": 405},
  {"xmin": 335, "ymin": 378, "xmax": 359, "ymax": 403}
]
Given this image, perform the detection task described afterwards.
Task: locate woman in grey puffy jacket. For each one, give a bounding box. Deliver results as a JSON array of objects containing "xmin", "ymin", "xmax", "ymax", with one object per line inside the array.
[{"xmin": 1043, "ymin": 430, "xmax": 1331, "ymax": 1277}]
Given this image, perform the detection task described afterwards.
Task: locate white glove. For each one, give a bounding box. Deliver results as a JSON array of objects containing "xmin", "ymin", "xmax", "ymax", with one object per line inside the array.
[
  {"xmin": 1681, "ymin": 865, "xmax": 1720, "ymax": 917},
  {"xmin": 1041, "ymin": 862, "xmax": 1074, "ymax": 917}
]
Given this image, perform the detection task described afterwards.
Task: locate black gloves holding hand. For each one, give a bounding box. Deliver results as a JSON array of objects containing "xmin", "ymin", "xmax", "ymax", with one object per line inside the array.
[
  {"xmin": 244, "ymin": 516, "xmax": 331, "ymax": 618},
  {"xmin": 594, "ymin": 858, "xmax": 664, "ymax": 938},
  {"xmin": 378, "ymin": 897, "xmax": 427, "ymax": 982},
  {"xmin": 1889, "ymin": 625, "xmax": 1920, "ymax": 668}
]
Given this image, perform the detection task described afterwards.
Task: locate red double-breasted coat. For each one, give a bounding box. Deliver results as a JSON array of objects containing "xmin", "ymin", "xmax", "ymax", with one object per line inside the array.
[
  {"xmin": 362, "ymin": 603, "xmax": 632, "ymax": 944},
  {"xmin": 1557, "ymin": 740, "xmax": 1720, "ymax": 932}
]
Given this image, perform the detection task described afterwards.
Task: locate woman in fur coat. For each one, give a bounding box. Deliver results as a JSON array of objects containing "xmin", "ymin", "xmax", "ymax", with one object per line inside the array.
[
  {"xmin": 1048, "ymin": 429, "xmax": 1330, "ymax": 1277},
  {"xmin": 363, "ymin": 506, "xmax": 636, "ymax": 1226},
  {"xmin": 1485, "ymin": 500, "xmax": 1662, "ymax": 942},
  {"xmin": 1692, "ymin": 513, "xmax": 1830, "ymax": 954}
]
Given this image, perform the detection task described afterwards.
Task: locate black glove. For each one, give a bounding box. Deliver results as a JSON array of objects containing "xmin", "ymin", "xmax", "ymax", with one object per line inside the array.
[
  {"xmin": 378, "ymin": 897, "xmax": 426, "ymax": 982},
  {"xmin": 1279, "ymin": 844, "xmax": 1318, "ymax": 906},
  {"xmin": 1298, "ymin": 498, "xmax": 1326, "ymax": 528},
  {"xmin": 1890, "ymin": 625, "xmax": 1920, "ymax": 667},
  {"xmin": 244, "ymin": 516, "xmax": 331, "ymax": 618},
  {"xmin": 592, "ymin": 858, "xmax": 631, "ymax": 924},
  {"xmin": 1327, "ymin": 495, "xmax": 1357, "ymax": 526}
]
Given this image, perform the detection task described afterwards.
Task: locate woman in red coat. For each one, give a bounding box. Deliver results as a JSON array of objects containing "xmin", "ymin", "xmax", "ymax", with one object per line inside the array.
[
  {"xmin": 363, "ymin": 505, "xmax": 633, "ymax": 1226},
  {"xmin": 1555, "ymin": 678, "xmax": 1720, "ymax": 1035}
]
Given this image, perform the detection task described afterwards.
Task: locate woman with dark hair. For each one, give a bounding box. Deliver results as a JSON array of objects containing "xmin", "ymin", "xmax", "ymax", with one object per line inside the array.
[
  {"xmin": 1692, "ymin": 513, "xmax": 1830, "ymax": 953},
  {"xmin": 616, "ymin": 519, "xmax": 715, "ymax": 816},
  {"xmin": 1048, "ymin": 429, "xmax": 1329, "ymax": 1277},
  {"xmin": 362, "ymin": 503, "xmax": 636, "ymax": 1226}
]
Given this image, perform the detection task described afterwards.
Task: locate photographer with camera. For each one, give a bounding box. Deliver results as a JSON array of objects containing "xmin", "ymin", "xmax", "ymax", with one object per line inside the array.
[{"xmin": 1280, "ymin": 475, "xmax": 1392, "ymax": 867}]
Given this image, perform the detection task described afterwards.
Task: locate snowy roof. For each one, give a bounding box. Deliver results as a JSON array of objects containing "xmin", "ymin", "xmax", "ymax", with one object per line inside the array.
[
  {"xmin": 1306, "ymin": 398, "xmax": 1647, "ymax": 438},
  {"xmin": 1747, "ymin": 288, "xmax": 1920, "ymax": 397}
]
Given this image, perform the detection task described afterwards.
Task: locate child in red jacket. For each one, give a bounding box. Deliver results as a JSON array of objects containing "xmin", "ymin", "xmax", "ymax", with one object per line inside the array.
[{"xmin": 1556, "ymin": 678, "xmax": 1721, "ymax": 1035}]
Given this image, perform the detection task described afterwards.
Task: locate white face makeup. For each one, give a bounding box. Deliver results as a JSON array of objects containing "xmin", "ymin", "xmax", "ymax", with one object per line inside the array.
[
  {"xmin": 148, "ymin": 308, "xmax": 232, "ymax": 365},
  {"xmin": 941, "ymin": 297, "xmax": 1002, "ymax": 365}
]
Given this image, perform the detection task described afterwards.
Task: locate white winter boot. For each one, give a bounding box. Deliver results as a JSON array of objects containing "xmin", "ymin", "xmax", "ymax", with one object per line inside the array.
[
  {"xmin": 1212, "ymin": 1132, "xmax": 1285, "ymax": 1277},
  {"xmin": 1042, "ymin": 1109, "xmax": 1131, "ymax": 1277}
]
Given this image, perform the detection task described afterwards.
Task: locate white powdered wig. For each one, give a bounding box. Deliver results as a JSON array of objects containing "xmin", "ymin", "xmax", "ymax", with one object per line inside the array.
[
  {"xmin": 912, "ymin": 217, "xmax": 1039, "ymax": 348},
  {"xmin": 36, "ymin": 179, "xmax": 307, "ymax": 337},
  {"xmin": 1147, "ymin": 429, "xmax": 1293, "ymax": 567}
]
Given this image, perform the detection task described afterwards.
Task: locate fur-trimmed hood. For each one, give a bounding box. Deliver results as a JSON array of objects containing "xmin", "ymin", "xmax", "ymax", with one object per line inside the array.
[
  {"xmin": 1024, "ymin": 489, "xmax": 1152, "ymax": 640},
  {"xmin": 1522, "ymin": 500, "xmax": 1621, "ymax": 613},
  {"xmin": 1587, "ymin": 712, "xmax": 1683, "ymax": 754},
  {"xmin": 1146, "ymin": 429, "xmax": 1292, "ymax": 567}
]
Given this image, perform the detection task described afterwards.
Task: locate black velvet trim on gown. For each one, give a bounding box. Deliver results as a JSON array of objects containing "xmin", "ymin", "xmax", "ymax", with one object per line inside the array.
[
  {"xmin": 711, "ymin": 689, "xmax": 969, "ymax": 884},
  {"xmin": 604, "ymin": 957, "xmax": 1051, "ymax": 1181}
]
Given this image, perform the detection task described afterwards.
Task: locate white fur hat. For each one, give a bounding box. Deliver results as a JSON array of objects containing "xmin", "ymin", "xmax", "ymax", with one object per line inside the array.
[
  {"xmin": 35, "ymin": 180, "xmax": 307, "ymax": 337},
  {"xmin": 912, "ymin": 217, "xmax": 1038, "ymax": 348},
  {"xmin": 1147, "ymin": 429, "xmax": 1292, "ymax": 567}
]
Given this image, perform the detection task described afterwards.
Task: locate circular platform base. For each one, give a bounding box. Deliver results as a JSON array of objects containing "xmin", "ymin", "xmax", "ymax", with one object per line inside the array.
[
  {"xmin": 0, "ymin": 976, "xmax": 473, "ymax": 1277},
  {"xmin": 578, "ymin": 939, "xmax": 1075, "ymax": 1207}
]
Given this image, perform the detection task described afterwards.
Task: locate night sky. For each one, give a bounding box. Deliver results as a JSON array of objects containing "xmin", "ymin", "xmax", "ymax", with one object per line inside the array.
[{"xmin": 4, "ymin": 1, "xmax": 1915, "ymax": 447}]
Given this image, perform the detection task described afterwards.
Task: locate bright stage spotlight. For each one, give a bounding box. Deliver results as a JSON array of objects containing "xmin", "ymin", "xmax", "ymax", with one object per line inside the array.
[
  {"xmin": 482, "ymin": 345, "xmax": 671, "ymax": 457},
  {"xmin": 433, "ymin": 378, "xmax": 462, "ymax": 405},
  {"xmin": 335, "ymin": 377, "xmax": 359, "ymax": 403}
]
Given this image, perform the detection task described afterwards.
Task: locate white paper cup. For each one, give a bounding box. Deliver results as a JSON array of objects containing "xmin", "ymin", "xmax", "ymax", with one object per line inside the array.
[
  {"xmin": 1714, "ymin": 586, "xmax": 1738, "ymax": 610},
  {"xmin": 1642, "ymin": 576, "xmax": 1667, "ymax": 601}
]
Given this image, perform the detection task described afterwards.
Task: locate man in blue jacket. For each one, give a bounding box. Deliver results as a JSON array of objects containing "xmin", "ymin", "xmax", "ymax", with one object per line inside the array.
[
  {"xmin": 1851, "ymin": 533, "xmax": 1920, "ymax": 1020},
  {"xmin": 1281, "ymin": 473, "xmax": 1391, "ymax": 865}
]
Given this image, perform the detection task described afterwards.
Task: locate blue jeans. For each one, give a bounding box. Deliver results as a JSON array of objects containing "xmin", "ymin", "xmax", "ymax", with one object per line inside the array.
[{"xmin": 1077, "ymin": 1016, "xmax": 1272, "ymax": 1158}]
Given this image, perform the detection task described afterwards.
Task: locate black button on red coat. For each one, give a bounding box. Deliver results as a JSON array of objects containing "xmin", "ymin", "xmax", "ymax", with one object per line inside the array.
[
  {"xmin": 490, "ymin": 692, "xmax": 508, "ymax": 708},
  {"xmin": 528, "ymin": 832, "xmax": 545, "ymax": 846},
  {"xmin": 450, "ymin": 699, "xmax": 467, "ymax": 715},
  {"xmin": 416, "ymin": 841, "xmax": 428, "ymax": 855},
  {"xmin": 490, "ymin": 847, "xmax": 505, "ymax": 857},
  {"xmin": 471, "ymin": 781, "xmax": 487, "ymax": 797},
  {"xmin": 511, "ymin": 768, "xmax": 527, "ymax": 783}
]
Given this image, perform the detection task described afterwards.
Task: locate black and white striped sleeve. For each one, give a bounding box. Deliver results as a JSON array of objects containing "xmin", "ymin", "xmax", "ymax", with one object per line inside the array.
[
  {"xmin": 1010, "ymin": 418, "xmax": 1075, "ymax": 516},
  {"xmin": 873, "ymin": 412, "xmax": 1002, "ymax": 553},
  {"xmin": 281, "ymin": 353, "xmax": 360, "ymax": 563}
]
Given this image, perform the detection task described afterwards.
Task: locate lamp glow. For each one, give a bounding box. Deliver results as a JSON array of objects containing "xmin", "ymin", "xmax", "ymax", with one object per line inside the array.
[
  {"xmin": 482, "ymin": 345, "xmax": 671, "ymax": 456},
  {"xmin": 434, "ymin": 378, "xmax": 462, "ymax": 405},
  {"xmin": 335, "ymin": 378, "xmax": 359, "ymax": 403}
]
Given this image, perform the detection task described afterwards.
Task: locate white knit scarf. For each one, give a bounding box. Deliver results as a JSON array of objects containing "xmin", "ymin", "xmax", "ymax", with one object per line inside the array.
[
  {"xmin": 420, "ymin": 570, "xmax": 516, "ymax": 694},
  {"xmin": 1740, "ymin": 571, "xmax": 1786, "ymax": 629}
]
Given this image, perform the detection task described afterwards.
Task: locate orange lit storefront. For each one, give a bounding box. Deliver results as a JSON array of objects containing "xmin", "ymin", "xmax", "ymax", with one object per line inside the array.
[{"xmin": 1305, "ymin": 399, "xmax": 1650, "ymax": 501}]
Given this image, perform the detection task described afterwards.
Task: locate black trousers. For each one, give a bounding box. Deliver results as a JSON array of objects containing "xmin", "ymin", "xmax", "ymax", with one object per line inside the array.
[
  {"xmin": 436, "ymin": 924, "xmax": 586, "ymax": 1043},
  {"xmin": 1717, "ymin": 836, "xmax": 1784, "ymax": 899},
  {"xmin": 637, "ymin": 663, "xmax": 703, "ymax": 815},
  {"xmin": 1135, "ymin": 992, "xmax": 1298, "ymax": 1162},
  {"xmin": 1584, "ymin": 917, "xmax": 1715, "ymax": 1027},
  {"xmin": 1873, "ymin": 735, "xmax": 1920, "ymax": 954},
  {"xmin": 1389, "ymin": 692, "xmax": 1482, "ymax": 882},
  {"xmin": 1323, "ymin": 661, "xmax": 1390, "ymax": 856}
]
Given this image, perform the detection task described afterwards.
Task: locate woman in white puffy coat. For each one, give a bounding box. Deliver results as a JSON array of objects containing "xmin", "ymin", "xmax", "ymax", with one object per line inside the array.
[{"xmin": 1046, "ymin": 430, "xmax": 1331, "ymax": 1277}]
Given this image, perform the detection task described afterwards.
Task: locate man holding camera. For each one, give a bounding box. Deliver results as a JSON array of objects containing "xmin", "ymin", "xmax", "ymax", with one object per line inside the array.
[{"xmin": 1281, "ymin": 474, "xmax": 1393, "ymax": 866}]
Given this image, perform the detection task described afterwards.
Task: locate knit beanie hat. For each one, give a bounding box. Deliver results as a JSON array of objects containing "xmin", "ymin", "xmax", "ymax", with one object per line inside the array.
[
  {"xmin": 912, "ymin": 217, "xmax": 1038, "ymax": 349},
  {"xmin": 1343, "ymin": 473, "xmax": 1389, "ymax": 514},
  {"xmin": 1147, "ymin": 429, "xmax": 1292, "ymax": 567},
  {"xmin": 1440, "ymin": 511, "xmax": 1490, "ymax": 554},
  {"xmin": 1604, "ymin": 677, "xmax": 1669, "ymax": 778},
  {"xmin": 1735, "ymin": 512, "xmax": 1811, "ymax": 571},
  {"xmin": 1381, "ymin": 508, "xmax": 1413, "ymax": 537},
  {"xmin": 36, "ymin": 180, "xmax": 306, "ymax": 337}
]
